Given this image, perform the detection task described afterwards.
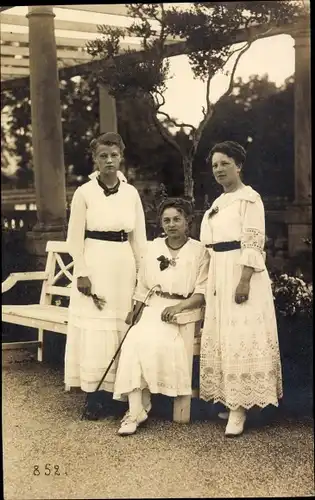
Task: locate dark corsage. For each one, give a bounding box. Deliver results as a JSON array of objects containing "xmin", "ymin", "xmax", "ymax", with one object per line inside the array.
[
  {"xmin": 157, "ymin": 255, "xmax": 176, "ymax": 271},
  {"xmin": 208, "ymin": 206, "xmax": 219, "ymax": 219},
  {"xmin": 90, "ymin": 293, "xmax": 106, "ymax": 310}
]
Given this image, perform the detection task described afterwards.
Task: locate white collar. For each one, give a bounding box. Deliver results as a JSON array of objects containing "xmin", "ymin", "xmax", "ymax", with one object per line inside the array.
[{"xmin": 88, "ymin": 170, "xmax": 127, "ymax": 183}]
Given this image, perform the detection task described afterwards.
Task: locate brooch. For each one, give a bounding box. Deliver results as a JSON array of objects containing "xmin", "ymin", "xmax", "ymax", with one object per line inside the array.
[
  {"xmin": 157, "ymin": 255, "xmax": 176, "ymax": 271},
  {"xmin": 208, "ymin": 206, "xmax": 219, "ymax": 219}
]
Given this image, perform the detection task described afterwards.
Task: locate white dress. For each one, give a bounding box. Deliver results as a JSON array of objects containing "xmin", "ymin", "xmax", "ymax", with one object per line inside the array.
[
  {"xmin": 113, "ymin": 237, "xmax": 210, "ymax": 400},
  {"xmin": 64, "ymin": 172, "xmax": 147, "ymax": 393},
  {"xmin": 199, "ymin": 185, "xmax": 283, "ymax": 410}
]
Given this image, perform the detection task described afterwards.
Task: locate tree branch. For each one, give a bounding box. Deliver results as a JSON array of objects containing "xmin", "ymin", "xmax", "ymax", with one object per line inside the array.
[
  {"xmin": 205, "ymin": 69, "xmax": 212, "ymax": 114},
  {"xmin": 220, "ymin": 26, "xmax": 274, "ymax": 102},
  {"xmin": 144, "ymin": 92, "xmax": 184, "ymax": 156},
  {"xmin": 154, "ymin": 89, "xmax": 166, "ymax": 109},
  {"xmin": 157, "ymin": 110, "xmax": 196, "ymax": 132},
  {"xmin": 152, "ymin": 113, "xmax": 184, "ymax": 156}
]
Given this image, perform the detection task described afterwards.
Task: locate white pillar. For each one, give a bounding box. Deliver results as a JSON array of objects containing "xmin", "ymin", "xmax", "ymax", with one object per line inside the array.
[
  {"xmin": 286, "ymin": 21, "xmax": 311, "ymax": 259},
  {"xmin": 27, "ymin": 5, "xmax": 66, "ymax": 232},
  {"xmin": 25, "ymin": 6, "xmax": 67, "ymax": 267}
]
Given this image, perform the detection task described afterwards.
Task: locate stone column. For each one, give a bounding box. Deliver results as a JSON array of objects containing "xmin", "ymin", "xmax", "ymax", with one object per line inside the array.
[
  {"xmin": 25, "ymin": 6, "xmax": 67, "ymax": 267},
  {"xmin": 293, "ymin": 27, "xmax": 311, "ymax": 205},
  {"xmin": 286, "ymin": 21, "xmax": 312, "ymax": 261},
  {"xmin": 99, "ymin": 84, "xmax": 118, "ymax": 133}
]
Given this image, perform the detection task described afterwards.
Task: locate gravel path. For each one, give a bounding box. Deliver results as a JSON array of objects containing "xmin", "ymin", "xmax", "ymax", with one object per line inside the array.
[{"xmin": 2, "ymin": 349, "xmax": 314, "ymax": 499}]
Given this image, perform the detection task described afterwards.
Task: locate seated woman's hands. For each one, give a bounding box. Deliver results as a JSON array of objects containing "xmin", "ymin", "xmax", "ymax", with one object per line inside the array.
[
  {"xmin": 161, "ymin": 303, "xmax": 185, "ymax": 323},
  {"xmin": 125, "ymin": 301, "xmax": 144, "ymax": 326},
  {"xmin": 77, "ymin": 276, "xmax": 92, "ymax": 296}
]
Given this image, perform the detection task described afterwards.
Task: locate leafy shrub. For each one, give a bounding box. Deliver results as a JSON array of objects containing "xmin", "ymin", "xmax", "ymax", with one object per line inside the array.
[{"xmin": 271, "ymin": 273, "xmax": 313, "ymax": 318}]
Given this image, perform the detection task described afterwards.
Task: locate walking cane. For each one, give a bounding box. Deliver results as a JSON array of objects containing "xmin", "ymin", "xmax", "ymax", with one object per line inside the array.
[{"xmin": 81, "ymin": 284, "xmax": 161, "ymax": 420}]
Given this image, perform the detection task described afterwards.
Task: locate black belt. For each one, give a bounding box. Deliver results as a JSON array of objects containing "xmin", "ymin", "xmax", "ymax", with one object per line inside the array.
[
  {"xmin": 206, "ymin": 240, "xmax": 241, "ymax": 252},
  {"xmin": 85, "ymin": 230, "xmax": 128, "ymax": 242},
  {"xmin": 155, "ymin": 290, "xmax": 193, "ymax": 300}
]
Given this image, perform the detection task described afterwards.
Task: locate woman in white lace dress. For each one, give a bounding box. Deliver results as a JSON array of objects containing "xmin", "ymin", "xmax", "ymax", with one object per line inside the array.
[
  {"xmin": 64, "ymin": 132, "xmax": 147, "ymax": 419},
  {"xmin": 200, "ymin": 141, "xmax": 283, "ymax": 437},
  {"xmin": 113, "ymin": 198, "xmax": 210, "ymax": 435}
]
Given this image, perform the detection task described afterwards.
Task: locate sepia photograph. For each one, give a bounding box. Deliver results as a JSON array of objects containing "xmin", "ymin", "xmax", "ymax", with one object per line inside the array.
[{"xmin": 1, "ymin": 2, "xmax": 313, "ymax": 499}]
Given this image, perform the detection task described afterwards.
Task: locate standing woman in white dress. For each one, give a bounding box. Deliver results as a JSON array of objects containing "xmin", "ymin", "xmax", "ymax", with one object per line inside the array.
[
  {"xmin": 113, "ymin": 198, "xmax": 210, "ymax": 435},
  {"xmin": 200, "ymin": 141, "xmax": 283, "ymax": 437},
  {"xmin": 64, "ymin": 132, "xmax": 147, "ymax": 419}
]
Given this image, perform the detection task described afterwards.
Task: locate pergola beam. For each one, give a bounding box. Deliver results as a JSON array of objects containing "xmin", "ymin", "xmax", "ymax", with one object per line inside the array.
[
  {"xmin": 1, "ymin": 44, "xmax": 93, "ymax": 60},
  {"xmin": 0, "ymin": 31, "xmax": 141, "ymax": 50},
  {"xmin": 1, "ymin": 16, "xmax": 307, "ymax": 92},
  {"xmin": 1, "ymin": 13, "xmax": 132, "ymax": 34},
  {"xmin": 56, "ymin": 4, "xmax": 132, "ymax": 17},
  {"xmin": 1, "ymin": 66, "xmax": 29, "ymax": 76}
]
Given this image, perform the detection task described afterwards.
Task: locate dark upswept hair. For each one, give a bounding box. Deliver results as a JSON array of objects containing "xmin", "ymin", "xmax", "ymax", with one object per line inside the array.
[
  {"xmin": 157, "ymin": 197, "xmax": 194, "ymax": 221},
  {"xmin": 206, "ymin": 141, "xmax": 246, "ymax": 167},
  {"xmin": 90, "ymin": 132, "xmax": 125, "ymax": 155}
]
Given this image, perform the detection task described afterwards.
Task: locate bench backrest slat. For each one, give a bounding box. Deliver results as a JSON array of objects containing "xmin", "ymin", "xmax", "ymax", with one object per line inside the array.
[
  {"xmin": 39, "ymin": 241, "xmax": 74, "ymax": 305},
  {"xmin": 46, "ymin": 285, "xmax": 72, "ymax": 297}
]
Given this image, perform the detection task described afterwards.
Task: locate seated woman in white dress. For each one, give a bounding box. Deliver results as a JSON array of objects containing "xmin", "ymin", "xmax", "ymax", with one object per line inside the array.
[{"xmin": 113, "ymin": 198, "xmax": 210, "ymax": 436}]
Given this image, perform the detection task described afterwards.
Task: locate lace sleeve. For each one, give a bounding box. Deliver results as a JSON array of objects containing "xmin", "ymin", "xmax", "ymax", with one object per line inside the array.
[{"xmin": 240, "ymin": 196, "xmax": 266, "ymax": 272}]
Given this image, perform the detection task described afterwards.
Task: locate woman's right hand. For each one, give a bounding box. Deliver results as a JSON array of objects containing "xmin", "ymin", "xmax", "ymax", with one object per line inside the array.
[
  {"xmin": 77, "ymin": 276, "xmax": 92, "ymax": 296},
  {"xmin": 125, "ymin": 302, "xmax": 144, "ymax": 326}
]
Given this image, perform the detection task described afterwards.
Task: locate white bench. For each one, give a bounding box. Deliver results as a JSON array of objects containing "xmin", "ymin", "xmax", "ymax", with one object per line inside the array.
[{"xmin": 2, "ymin": 240, "xmax": 203, "ymax": 423}]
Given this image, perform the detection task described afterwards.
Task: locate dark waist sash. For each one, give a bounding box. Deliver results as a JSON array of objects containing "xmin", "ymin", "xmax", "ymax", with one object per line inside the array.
[
  {"xmin": 85, "ymin": 230, "xmax": 128, "ymax": 242},
  {"xmin": 206, "ymin": 240, "xmax": 241, "ymax": 252},
  {"xmin": 155, "ymin": 290, "xmax": 193, "ymax": 300}
]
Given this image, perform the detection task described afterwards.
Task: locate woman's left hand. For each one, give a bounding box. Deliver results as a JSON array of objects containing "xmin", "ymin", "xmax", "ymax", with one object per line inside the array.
[
  {"xmin": 161, "ymin": 304, "xmax": 184, "ymax": 323},
  {"xmin": 235, "ymin": 280, "xmax": 250, "ymax": 304}
]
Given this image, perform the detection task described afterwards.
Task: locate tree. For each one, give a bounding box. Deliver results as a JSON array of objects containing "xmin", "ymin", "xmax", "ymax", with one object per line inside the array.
[
  {"xmin": 194, "ymin": 74, "xmax": 295, "ymax": 204},
  {"xmin": 1, "ymin": 72, "xmax": 183, "ymax": 188},
  {"xmin": 86, "ymin": 1, "xmax": 305, "ymax": 201}
]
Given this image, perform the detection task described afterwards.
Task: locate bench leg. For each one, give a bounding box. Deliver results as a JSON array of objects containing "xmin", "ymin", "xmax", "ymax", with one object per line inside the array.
[
  {"xmin": 65, "ymin": 385, "xmax": 71, "ymax": 392},
  {"xmin": 173, "ymin": 323, "xmax": 195, "ymax": 423},
  {"xmin": 37, "ymin": 328, "xmax": 43, "ymax": 362},
  {"xmin": 173, "ymin": 395, "xmax": 192, "ymax": 423}
]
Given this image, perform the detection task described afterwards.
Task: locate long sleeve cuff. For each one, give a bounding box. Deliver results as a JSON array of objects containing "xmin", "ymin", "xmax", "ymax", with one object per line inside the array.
[
  {"xmin": 73, "ymin": 259, "xmax": 90, "ymax": 278},
  {"xmin": 239, "ymin": 248, "xmax": 266, "ymax": 272},
  {"xmin": 133, "ymin": 290, "xmax": 147, "ymax": 303},
  {"xmin": 193, "ymin": 285, "xmax": 207, "ymax": 296}
]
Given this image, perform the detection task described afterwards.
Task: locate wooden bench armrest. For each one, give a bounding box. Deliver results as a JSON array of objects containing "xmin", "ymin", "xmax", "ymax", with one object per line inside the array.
[
  {"xmin": 173, "ymin": 308, "xmax": 204, "ymax": 325},
  {"xmin": 2, "ymin": 272, "xmax": 48, "ymax": 293}
]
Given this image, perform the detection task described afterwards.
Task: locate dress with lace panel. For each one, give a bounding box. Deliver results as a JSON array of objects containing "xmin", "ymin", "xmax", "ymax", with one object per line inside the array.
[{"xmin": 199, "ymin": 185, "xmax": 283, "ymax": 410}]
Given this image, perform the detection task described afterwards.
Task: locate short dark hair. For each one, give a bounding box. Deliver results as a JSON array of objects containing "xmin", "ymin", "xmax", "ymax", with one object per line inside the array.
[
  {"xmin": 207, "ymin": 141, "xmax": 246, "ymax": 166},
  {"xmin": 90, "ymin": 132, "xmax": 125, "ymax": 155},
  {"xmin": 157, "ymin": 197, "xmax": 193, "ymax": 221}
]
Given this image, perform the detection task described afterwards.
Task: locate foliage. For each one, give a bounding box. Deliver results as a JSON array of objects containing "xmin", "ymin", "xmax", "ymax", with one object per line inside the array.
[
  {"xmin": 271, "ymin": 272, "xmax": 313, "ymax": 318},
  {"xmin": 1, "ymin": 72, "xmax": 296, "ymax": 205},
  {"xmin": 86, "ymin": 1, "xmax": 305, "ymax": 200},
  {"xmin": 1, "ymin": 73, "xmax": 183, "ymax": 188},
  {"xmin": 194, "ymin": 74, "xmax": 295, "ymax": 204}
]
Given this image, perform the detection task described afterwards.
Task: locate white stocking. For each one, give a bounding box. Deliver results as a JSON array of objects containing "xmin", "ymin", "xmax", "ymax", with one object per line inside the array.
[
  {"xmin": 128, "ymin": 389, "xmax": 143, "ymax": 416},
  {"xmin": 142, "ymin": 388, "xmax": 151, "ymax": 411}
]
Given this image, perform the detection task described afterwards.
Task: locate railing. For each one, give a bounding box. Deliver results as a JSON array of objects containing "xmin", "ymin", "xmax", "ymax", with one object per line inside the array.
[{"xmin": 1, "ymin": 210, "xmax": 38, "ymax": 232}]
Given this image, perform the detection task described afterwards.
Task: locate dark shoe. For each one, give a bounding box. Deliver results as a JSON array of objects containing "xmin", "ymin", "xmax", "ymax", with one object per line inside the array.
[{"xmin": 81, "ymin": 391, "xmax": 106, "ymax": 420}]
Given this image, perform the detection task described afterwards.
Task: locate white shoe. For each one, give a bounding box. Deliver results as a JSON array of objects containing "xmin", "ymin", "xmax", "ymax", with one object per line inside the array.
[
  {"xmin": 218, "ymin": 411, "xmax": 229, "ymax": 420},
  {"xmin": 225, "ymin": 408, "xmax": 246, "ymax": 437},
  {"xmin": 118, "ymin": 408, "xmax": 148, "ymax": 436},
  {"xmin": 120, "ymin": 402, "xmax": 151, "ymax": 424}
]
